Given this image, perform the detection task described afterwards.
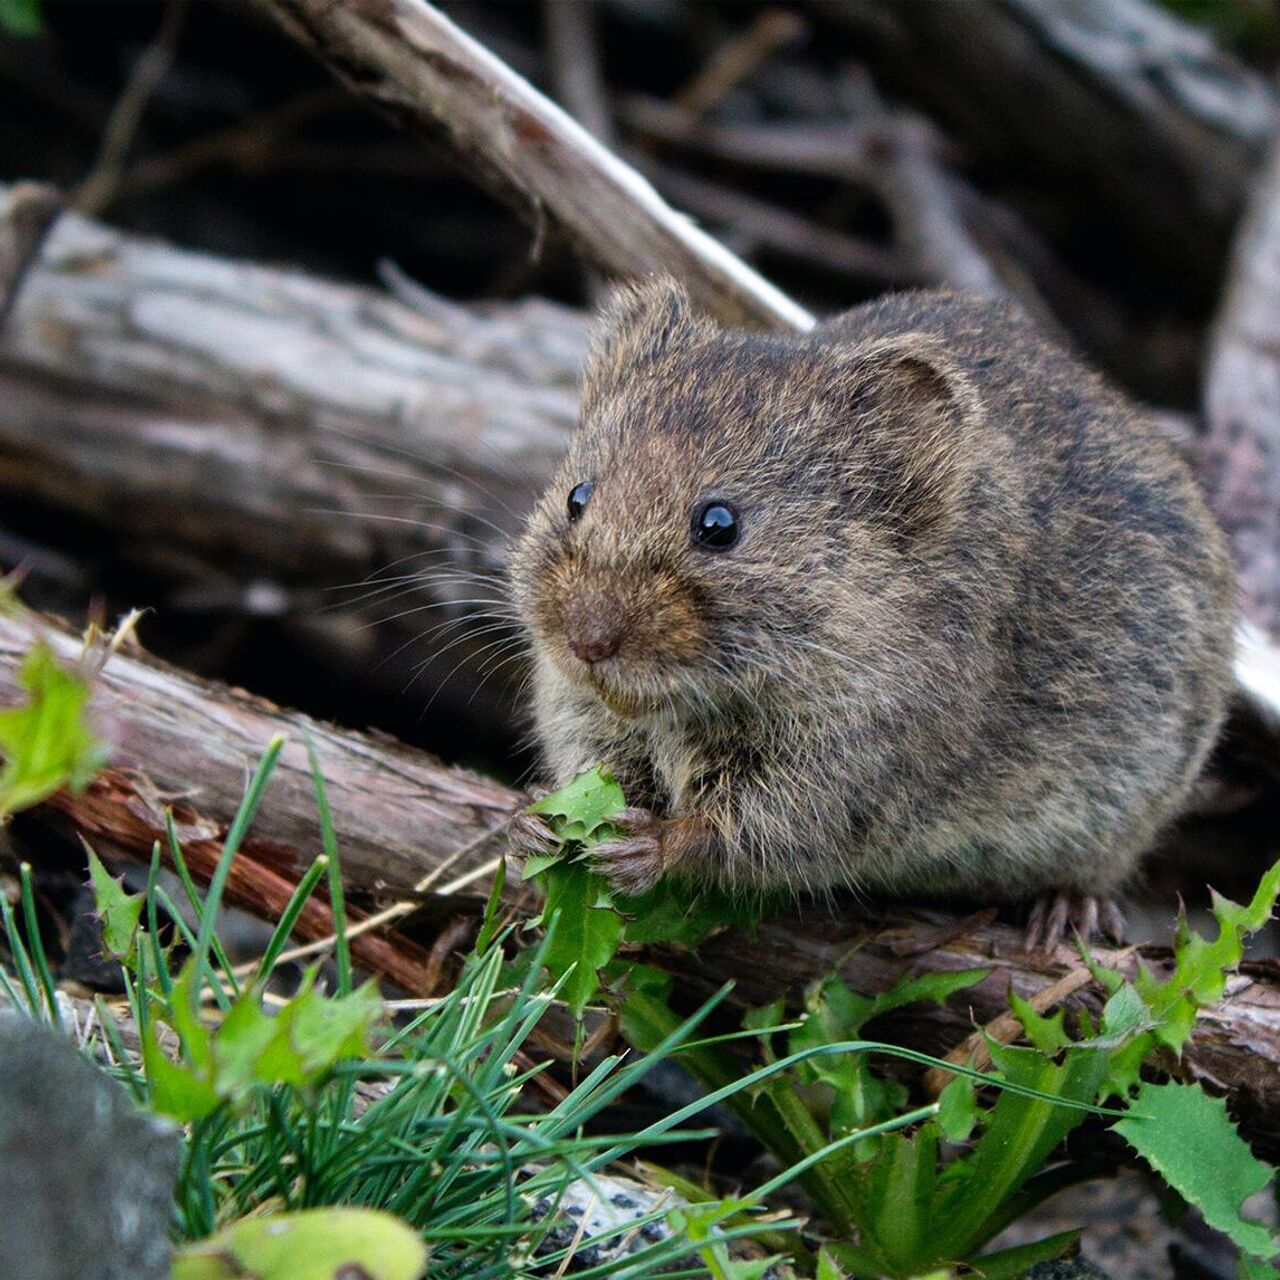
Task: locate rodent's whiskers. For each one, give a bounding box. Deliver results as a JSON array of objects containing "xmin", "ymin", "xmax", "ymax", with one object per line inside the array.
[
  {"xmin": 316, "ymin": 451, "xmax": 529, "ymax": 525},
  {"xmin": 417, "ymin": 631, "xmax": 529, "ymax": 714},
  {"xmin": 304, "ymin": 506, "xmax": 504, "ymax": 549}
]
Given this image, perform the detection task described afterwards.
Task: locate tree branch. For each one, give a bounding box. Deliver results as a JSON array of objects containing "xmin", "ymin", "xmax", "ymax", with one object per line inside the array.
[{"xmin": 255, "ymin": 0, "xmax": 813, "ymax": 332}]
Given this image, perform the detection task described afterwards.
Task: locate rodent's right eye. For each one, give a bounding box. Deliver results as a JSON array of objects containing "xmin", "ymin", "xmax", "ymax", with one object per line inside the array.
[{"xmin": 567, "ymin": 481, "xmax": 594, "ymax": 523}]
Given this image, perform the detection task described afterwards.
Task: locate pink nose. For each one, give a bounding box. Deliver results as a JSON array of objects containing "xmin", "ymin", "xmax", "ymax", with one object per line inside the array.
[{"xmin": 569, "ymin": 625, "xmax": 621, "ymax": 665}]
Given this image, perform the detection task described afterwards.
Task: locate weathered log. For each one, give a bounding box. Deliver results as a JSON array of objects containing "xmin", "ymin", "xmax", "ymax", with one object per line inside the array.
[
  {"xmin": 6, "ymin": 608, "xmax": 1280, "ymax": 1155},
  {"xmin": 1206, "ymin": 138, "xmax": 1280, "ymax": 714},
  {"xmin": 0, "ymin": 190, "xmax": 583, "ymax": 732},
  {"xmin": 254, "ymin": 0, "xmax": 812, "ymax": 332}
]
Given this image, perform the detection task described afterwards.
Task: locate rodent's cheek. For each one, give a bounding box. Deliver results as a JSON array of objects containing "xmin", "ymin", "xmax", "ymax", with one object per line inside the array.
[{"xmin": 643, "ymin": 594, "xmax": 706, "ymax": 667}]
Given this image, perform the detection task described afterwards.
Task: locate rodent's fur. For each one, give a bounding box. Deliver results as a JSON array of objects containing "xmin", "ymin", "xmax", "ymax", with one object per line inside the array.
[{"xmin": 510, "ymin": 279, "xmax": 1235, "ymax": 912}]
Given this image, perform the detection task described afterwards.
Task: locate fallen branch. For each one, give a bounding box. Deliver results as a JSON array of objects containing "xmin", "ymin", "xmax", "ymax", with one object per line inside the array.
[
  {"xmin": 255, "ymin": 0, "xmax": 812, "ymax": 331},
  {"xmin": 1205, "ymin": 135, "xmax": 1280, "ymax": 707},
  {"xmin": 0, "ymin": 188, "xmax": 581, "ymax": 729},
  {"xmin": 6, "ymin": 608, "xmax": 1280, "ymax": 1154}
]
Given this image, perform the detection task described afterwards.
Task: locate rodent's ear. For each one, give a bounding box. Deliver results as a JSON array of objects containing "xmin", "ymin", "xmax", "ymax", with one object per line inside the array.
[
  {"xmin": 581, "ymin": 276, "xmax": 714, "ymax": 407},
  {"xmin": 836, "ymin": 334, "xmax": 982, "ymax": 544}
]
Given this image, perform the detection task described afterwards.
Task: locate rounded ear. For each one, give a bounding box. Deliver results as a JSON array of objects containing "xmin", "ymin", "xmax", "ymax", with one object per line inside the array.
[
  {"xmin": 581, "ymin": 276, "xmax": 715, "ymax": 409},
  {"xmin": 830, "ymin": 334, "xmax": 983, "ymax": 545}
]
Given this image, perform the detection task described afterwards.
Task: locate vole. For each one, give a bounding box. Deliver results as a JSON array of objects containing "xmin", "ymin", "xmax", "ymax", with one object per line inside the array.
[{"xmin": 508, "ymin": 278, "xmax": 1235, "ymax": 948}]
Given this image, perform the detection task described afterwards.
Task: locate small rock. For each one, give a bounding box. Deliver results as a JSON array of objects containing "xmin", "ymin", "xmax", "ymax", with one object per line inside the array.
[{"xmin": 0, "ymin": 1013, "xmax": 180, "ymax": 1280}]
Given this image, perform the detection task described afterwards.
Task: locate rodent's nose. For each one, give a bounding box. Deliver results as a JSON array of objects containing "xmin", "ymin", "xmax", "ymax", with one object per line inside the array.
[{"xmin": 568, "ymin": 621, "xmax": 622, "ymax": 665}]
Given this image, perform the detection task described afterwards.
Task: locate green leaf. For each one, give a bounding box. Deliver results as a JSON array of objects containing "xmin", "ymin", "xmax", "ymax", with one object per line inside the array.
[
  {"xmin": 850, "ymin": 1128, "xmax": 939, "ymax": 1272},
  {"xmin": 265, "ymin": 975, "xmax": 381, "ymax": 1083},
  {"xmin": 936, "ymin": 1074, "xmax": 977, "ymax": 1143},
  {"xmin": 616, "ymin": 881, "xmax": 741, "ymax": 946},
  {"xmin": 0, "ymin": 0, "xmax": 40, "ymax": 37},
  {"xmin": 538, "ymin": 861, "xmax": 623, "ymax": 1018},
  {"xmin": 668, "ymin": 1200, "xmax": 787, "ymax": 1280},
  {"xmin": 1009, "ymin": 989, "xmax": 1072, "ymax": 1055},
  {"xmin": 932, "ymin": 1044, "xmax": 1107, "ymax": 1260},
  {"xmin": 1103, "ymin": 859, "xmax": 1280, "ymax": 1095},
  {"xmin": 146, "ymin": 961, "xmax": 382, "ymax": 1115},
  {"xmin": 173, "ymin": 1207, "xmax": 428, "ymax": 1280},
  {"xmin": 1115, "ymin": 1080, "xmax": 1277, "ymax": 1261},
  {"xmin": 528, "ymin": 765, "xmax": 625, "ymax": 841},
  {"xmin": 85, "ymin": 846, "xmax": 143, "ymax": 961},
  {"xmin": 815, "ymin": 1249, "xmax": 847, "ymax": 1280},
  {"xmin": 0, "ymin": 641, "xmax": 107, "ymax": 818},
  {"xmin": 142, "ymin": 1022, "xmax": 219, "ymax": 1123},
  {"xmin": 966, "ymin": 1230, "xmax": 1080, "ymax": 1279}
]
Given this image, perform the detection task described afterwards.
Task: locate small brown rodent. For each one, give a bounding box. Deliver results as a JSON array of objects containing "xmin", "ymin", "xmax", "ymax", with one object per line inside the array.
[{"xmin": 509, "ymin": 278, "xmax": 1235, "ymax": 947}]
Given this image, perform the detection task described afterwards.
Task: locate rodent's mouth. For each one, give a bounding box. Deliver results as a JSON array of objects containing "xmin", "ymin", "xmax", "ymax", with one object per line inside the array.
[{"xmin": 590, "ymin": 673, "xmax": 652, "ymax": 719}]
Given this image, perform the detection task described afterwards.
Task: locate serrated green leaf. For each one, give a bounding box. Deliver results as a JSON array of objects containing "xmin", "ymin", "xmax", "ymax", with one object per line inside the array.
[
  {"xmin": 85, "ymin": 846, "xmax": 143, "ymax": 961},
  {"xmin": 1074, "ymin": 981, "xmax": 1156, "ymax": 1050},
  {"xmin": 815, "ymin": 1249, "xmax": 847, "ymax": 1280},
  {"xmin": 1115, "ymin": 1080, "xmax": 1276, "ymax": 1261},
  {"xmin": 1238, "ymin": 1252, "xmax": 1280, "ymax": 1280},
  {"xmin": 933, "ymin": 1044, "xmax": 1107, "ymax": 1260},
  {"xmin": 851, "ymin": 1128, "xmax": 938, "ymax": 1270},
  {"xmin": 173, "ymin": 1207, "xmax": 427, "ymax": 1280},
  {"xmin": 1101, "ymin": 859, "xmax": 1280, "ymax": 1096},
  {"xmin": 520, "ymin": 851, "xmax": 561, "ymax": 880},
  {"xmin": 1009, "ymin": 989, "xmax": 1071, "ymax": 1055},
  {"xmin": 539, "ymin": 861, "xmax": 623, "ymax": 1018},
  {"xmin": 169, "ymin": 962, "xmax": 214, "ymax": 1074},
  {"xmin": 528, "ymin": 765, "xmax": 625, "ymax": 841},
  {"xmin": 0, "ymin": 641, "xmax": 107, "ymax": 818},
  {"xmin": 616, "ymin": 881, "xmax": 740, "ymax": 945},
  {"xmin": 275, "ymin": 975, "xmax": 381, "ymax": 1079},
  {"xmin": 743, "ymin": 998, "xmax": 786, "ymax": 1035}
]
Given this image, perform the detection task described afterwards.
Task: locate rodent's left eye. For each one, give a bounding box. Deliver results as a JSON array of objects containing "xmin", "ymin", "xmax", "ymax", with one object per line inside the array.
[
  {"xmin": 692, "ymin": 501, "xmax": 740, "ymax": 550},
  {"xmin": 567, "ymin": 481, "xmax": 594, "ymax": 522}
]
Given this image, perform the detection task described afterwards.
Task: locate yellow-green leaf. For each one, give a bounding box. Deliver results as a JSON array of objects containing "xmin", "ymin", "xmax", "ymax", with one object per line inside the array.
[
  {"xmin": 172, "ymin": 1207, "xmax": 427, "ymax": 1280},
  {"xmin": 0, "ymin": 641, "xmax": 107, "ymax": 819}
]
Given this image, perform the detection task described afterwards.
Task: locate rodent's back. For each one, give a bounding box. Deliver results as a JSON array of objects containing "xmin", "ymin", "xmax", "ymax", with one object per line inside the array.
[{"xmin": 819, "ymin": 291, "xmax": 1235, "ymax": 897}]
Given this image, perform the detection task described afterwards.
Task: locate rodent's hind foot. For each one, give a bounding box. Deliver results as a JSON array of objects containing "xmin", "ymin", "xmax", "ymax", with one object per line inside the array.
[
  {"xmin": 590, "ymin": 807, "xmax": 667, "ymax": 897},
  {"xmin": 1023, "ymin": 889, "xmax": 1126, "ymax": 953}
]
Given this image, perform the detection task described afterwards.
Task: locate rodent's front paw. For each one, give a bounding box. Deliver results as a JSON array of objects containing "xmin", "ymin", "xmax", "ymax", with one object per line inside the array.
[
  {"xmin": 590, "ymin": 807, "xmax": 667, "ymax": 896},
  {"xmin": 506, "ymin": 787, "xmax": 558, "ymax": 868}
]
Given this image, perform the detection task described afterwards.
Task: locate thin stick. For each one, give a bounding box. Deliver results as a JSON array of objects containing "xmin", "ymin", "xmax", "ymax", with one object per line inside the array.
[{"xmin": 75, "ymin": 0, "xmax": 189, "ymax": 215}]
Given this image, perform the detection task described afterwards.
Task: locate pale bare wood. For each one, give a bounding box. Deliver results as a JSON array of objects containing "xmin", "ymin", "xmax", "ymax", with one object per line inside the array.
[
  {"xmin": 1206, "ymin": 137, "xmax": 1280, "ymax": 719},
  {"xmin": 255, "ymin": 0, "xmax": 813, "ymax": 332}
]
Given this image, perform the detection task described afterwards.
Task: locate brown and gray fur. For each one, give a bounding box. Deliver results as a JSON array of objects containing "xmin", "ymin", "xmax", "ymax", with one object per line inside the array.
[{"xmin": 509, "ymin": 278, "xmax": 1234, "ymax": 932}]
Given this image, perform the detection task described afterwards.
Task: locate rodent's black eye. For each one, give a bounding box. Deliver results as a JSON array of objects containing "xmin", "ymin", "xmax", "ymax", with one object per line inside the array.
[
  {"xmin": 692, "ymin": 501, "xmax": 740, "ymax": 550},
  {"xmin": 567, "ymin": 481, "xmax": 594, "ymax": 523}
]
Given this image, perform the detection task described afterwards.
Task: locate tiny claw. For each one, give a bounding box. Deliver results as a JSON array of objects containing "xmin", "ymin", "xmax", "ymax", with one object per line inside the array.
[
  {"xmin": 591, "ymin": 807, "xmax": 666, "ymax": 897},
  {"xmin": 1024, "ymin": 889, "xmax": 1127, "ymax": 953},
  {"xmin": 506, "ymin": 801, "xmax": 559, "ymax": 868}
]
